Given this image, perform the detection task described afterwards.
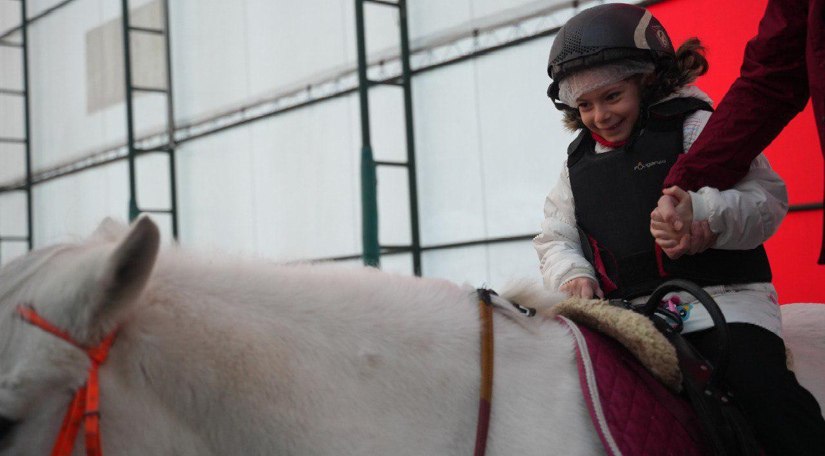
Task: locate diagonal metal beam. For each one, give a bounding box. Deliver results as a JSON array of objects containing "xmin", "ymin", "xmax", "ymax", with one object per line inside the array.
[{"xmin": 0, "ymin": 0, "xmax": 77, "ymax": 41}]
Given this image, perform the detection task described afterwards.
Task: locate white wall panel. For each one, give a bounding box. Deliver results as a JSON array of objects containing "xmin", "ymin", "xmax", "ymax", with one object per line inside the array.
[
  {"xmin": 486, "ymin": 240, "xmax": 542, "ymax": 286},
  {"xmin": 169, "ymin": 0, "xmax": 249, "ymax": 124},
  {"xmin": 0, "ymin": 36, "xmax": 26, "ymax": 188},
  {"xmin": 176, "ymin": 94, "xmax": 364, "ymax": 262},
  {"xmin": 381, "ymin": 252, "xmax": 413, "ymax": 276},
  {"xmin": 27, "ymin": 0, "xmax": 156, "ymax": 18},
  {"xmin": 422, "ymin": 245, "xmax": 489, "ymax": 287},
  {"xmin": 473, "ymin": 37, "xmax": 573, "ymax": 238},
  {"xmin": 421, "ymin": 240, "xmax": 541, "ymax": 289},
  {"xmin": 0, "ymin": 95, "xmax": 23, "ymax": 139},
  {"xmin": 368, "ymin": 86, "xmax": 406, "ymax": 163},
  {"xmin": 0, "ymin": 2, "xmax": 20, "ymax": 34},
  {"xmin": 407, "ymin": 0, "xmax": 472, "ymax": 42},
  {"xmin": 135, "ymin": 152, "xmax": 171, "ymax": 210},
  {"xmin": 413, "ymin": 37, "xmax": 571, "ymax": 249},
  {"xmin": 472, "ymin": 0, "xmax": 572, "ymax": 23},
  {"xmin": 0, "ymin": 45, "xmax": 23, "ymax": 91},
  {"xmin": 176, "ymin": 127, "xmax": 257, "ymax": 255},
  {"xmin": 0, "ymin": 144, "xmax": 25, "ymax": 184},
  {"xmin": 0, "ymin": 191, "xmax": 27, "ymax": 236},
  {"xmin": 32, "ymin": 162, "xmax": 131, "ymax": 246},
  {"xmin": 407, "ymin": 0, "xmax": 575, "ymax": 43},
  {"xmin": 244, "ymin": 0, "xmax": 353, "ymax": 102},
  {"xmin": 169, "ymin": 0, "xmax": 402, "ymax": 126},
  {"xmin": 0, "ymin": 242, "xmax": 27, "ymax": 265},
  {"xmin": 247, "ymin": 95, "xmax": 362, "ymax": 261},
  {"xmin": 377, "ymin": 166, "xmax": 411, "ymax": 247},
  {"xmin": 361, "ymin": 2, "xmax": 400, "ymax": 61},
  {"xmin": 413, "ymin": 61, "xmax": 486, "ymax": 246}
]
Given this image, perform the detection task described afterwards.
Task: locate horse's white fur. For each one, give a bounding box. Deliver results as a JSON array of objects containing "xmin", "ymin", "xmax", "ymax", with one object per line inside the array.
[{"xmin": 0, "ymin": 217, "xmax": 821, "ymax": 456}]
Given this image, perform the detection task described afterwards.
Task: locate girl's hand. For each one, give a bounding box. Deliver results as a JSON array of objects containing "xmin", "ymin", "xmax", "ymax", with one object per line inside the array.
[
  {"xmin": 560, "ymin": 277, "xmax": 604, "ymax": 299},
  {"xmin": 650, "ymin": 206, "xmax": 683, "ymax": 244},
  {"xmin": 652, "ymin": 216, "xmax": 717, "ymax": 259},
  {"xmin": 655, "ymin": 186, "xmax": 694, "ymax": 235}
]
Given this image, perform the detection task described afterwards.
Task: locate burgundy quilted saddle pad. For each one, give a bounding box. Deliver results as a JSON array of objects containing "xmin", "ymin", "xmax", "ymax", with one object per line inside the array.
[{"xmin": 557, "ymin": 315, "xmax": 712, "ymax": 456}]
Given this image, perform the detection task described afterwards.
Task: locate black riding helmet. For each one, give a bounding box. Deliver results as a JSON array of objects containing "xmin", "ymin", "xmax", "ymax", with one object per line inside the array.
[{"xmin": 547, "ymin": 4, "xmax": 675, "ymax": 107}]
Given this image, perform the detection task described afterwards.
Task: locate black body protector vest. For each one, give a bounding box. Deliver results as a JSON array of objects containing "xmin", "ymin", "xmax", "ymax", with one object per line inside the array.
[{"xmin": 567, "ymin": 97, "xmax": 772, "ymax": 299}]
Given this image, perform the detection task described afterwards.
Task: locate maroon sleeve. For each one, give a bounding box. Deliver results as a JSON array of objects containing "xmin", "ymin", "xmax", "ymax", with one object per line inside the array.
[{"xmin": 663, "ymin": 0, "xmax": 811, "ymax": 192}]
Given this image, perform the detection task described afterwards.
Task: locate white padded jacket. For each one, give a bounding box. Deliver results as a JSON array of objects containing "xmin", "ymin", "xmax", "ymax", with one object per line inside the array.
[{"xmin": 533, "ymin": 86, "xmax": 790, "ymax": 335}]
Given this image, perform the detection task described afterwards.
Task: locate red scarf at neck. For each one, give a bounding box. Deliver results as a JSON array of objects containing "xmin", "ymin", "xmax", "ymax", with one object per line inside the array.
[{"xmin": 591, "ymin": 132, "xmax": 627, "ymax": 148}]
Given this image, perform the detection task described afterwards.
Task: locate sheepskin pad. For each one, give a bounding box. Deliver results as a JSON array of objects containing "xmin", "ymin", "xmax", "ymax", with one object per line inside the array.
[{"xmin": 549, "ymin": 298, "xmax": 682, "ymax": 392}]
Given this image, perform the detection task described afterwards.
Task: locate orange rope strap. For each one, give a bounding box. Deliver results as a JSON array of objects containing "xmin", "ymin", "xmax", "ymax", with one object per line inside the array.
[{"xmin": 16, "ymin": 304, "xmax": 116, "ymax": 456}]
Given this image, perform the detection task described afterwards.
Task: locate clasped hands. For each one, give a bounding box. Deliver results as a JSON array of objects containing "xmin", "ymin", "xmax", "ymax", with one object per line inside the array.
[
  {"xmin": 562, "ymin": 186, "xmax": 717, "ymax": 299},
  {"xmin": 650, "ymin": 186, "xmax": 717, "ymax": 260}
]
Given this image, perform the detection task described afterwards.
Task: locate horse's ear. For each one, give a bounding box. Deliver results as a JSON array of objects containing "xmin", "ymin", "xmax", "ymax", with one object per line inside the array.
[{"xmin": 93, "ymin": 216, "xmax": 160, "ymax": 327}]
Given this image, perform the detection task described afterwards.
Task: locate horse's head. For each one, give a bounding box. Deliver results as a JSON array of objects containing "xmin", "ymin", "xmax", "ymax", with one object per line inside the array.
[{"xmin": 0, "ymin": 216, "xmax": 159, "ymax": 453}]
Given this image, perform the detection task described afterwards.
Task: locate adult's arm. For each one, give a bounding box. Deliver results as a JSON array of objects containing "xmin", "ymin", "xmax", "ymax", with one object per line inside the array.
[{"xmin": 663, "ymin": 0, "xmax": 810, "ymax": 192}]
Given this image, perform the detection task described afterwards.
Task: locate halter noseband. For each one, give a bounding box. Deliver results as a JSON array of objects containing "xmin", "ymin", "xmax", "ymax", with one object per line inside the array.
[{"xmin": 15, "ymin": 304, "xmax": 117, "ymax": 456}]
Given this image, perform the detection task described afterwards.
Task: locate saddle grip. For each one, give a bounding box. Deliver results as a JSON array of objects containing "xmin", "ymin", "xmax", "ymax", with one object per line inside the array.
[
  {"xmin": 641, "ymin": 279, "xmax": 760, "ymax": 456},
  {"xmin": 641, "ymin": 279, "xmax": 731, "ymax": 388}
]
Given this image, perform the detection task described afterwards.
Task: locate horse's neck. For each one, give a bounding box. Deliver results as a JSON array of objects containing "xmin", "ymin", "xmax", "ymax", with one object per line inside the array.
[{"xmin": 106, "ymin": 270, "xmax": 309, "ymax": 453}]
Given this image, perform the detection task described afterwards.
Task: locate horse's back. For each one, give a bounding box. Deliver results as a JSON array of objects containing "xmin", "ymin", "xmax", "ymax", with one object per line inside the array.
[{"xmin": 781, "ymin": 303, "xmax": 825, "ymax": 411}]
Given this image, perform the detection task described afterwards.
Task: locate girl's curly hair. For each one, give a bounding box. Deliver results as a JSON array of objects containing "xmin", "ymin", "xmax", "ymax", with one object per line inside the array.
[{"xmin": 560, "ymin": 37, "xmax": 709, "ymax": 131}]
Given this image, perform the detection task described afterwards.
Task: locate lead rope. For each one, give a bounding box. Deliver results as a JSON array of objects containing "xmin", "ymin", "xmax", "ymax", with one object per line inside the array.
[
  {"xmin": 15, "ymin": 304, "xmax": 116, "ymax": 456},
  {"xmin": 474, "ymin": 290, "xmax": 495, "ymax": 456}
]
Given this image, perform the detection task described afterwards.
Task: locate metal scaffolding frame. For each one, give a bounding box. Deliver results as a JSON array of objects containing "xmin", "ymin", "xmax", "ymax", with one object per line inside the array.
[
  {"xmin": 0, "ymin": 0, "xmax": 613, "ymax": 193},
  {"xmin": 0, "ymin": 0, "xmax": 34, "ymax": 262},
  {"xmin": 355, "ymin": 0, "xmax": 422, "ymax": 274},
  {"xmin": 121, "ymin": 0, "xmax": 179, "ymax": 238}
]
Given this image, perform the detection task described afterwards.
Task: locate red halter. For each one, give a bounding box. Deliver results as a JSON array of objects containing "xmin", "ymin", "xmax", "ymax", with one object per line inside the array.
[{"xmin": 15, "ymin": 304, "xmax": 117, "ymax": 456}]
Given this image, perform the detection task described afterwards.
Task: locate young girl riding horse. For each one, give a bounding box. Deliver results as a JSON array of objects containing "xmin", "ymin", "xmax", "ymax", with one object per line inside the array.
[{"xmin": 533, "ymin": 4, "xmax": 825, "ymax": 454}]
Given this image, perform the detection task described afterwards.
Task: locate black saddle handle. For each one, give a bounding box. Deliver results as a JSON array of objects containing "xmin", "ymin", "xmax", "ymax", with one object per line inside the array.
[{"xmin": 641, "ymin": 279, "xmax": 731, "ymax": 388}]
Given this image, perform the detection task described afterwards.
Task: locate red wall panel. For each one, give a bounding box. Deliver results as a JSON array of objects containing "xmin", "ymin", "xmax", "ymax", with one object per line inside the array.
[
  {"xmin": 648, "ymin": 0, "xmax": 825, "ymax": 303},
  {"xmin": 765, "ymin": 211, "xmax": 824, "ymax": 304}
]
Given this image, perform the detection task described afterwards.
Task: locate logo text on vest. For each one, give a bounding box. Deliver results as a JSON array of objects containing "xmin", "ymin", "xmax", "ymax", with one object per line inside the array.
[{"xmin": 634, "ymin": 160, "xmax": 667, "ymax": 171}]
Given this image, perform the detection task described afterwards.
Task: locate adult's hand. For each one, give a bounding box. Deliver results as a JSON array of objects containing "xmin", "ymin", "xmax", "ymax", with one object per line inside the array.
[
  {"xmin": 653, "ymin": 215, "xmax": 717, "ymax": 260},
  {"xmin": 686, "ymin": 220, "xmax": 717, "ymax": 255},
  {"xmin": 560, "ymin": 277, "xmax": 604, "ymax": 299}
]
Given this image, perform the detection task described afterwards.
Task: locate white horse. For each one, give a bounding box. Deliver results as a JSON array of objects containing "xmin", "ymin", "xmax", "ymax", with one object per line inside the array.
[{"xmin": 0, "ymin": 217, "xmax": 822, "ymax": 456}]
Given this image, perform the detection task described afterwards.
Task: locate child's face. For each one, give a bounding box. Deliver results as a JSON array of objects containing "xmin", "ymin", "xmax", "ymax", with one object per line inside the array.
[{"xmin": 575, "ymin": 78, "xmax": 643, "ymax": 143}]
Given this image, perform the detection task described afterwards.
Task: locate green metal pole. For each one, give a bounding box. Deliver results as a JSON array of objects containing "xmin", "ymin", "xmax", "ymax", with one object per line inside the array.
[
  {"xmin": 121, "ymin": 0, "xmax": 139, "ymax": 221},
  {"xmin": 355, "ymin": 0, "xmax": 379, "ymax": 268},
  {"xmin": 162, "ymin": 0, "xmax": 179, "ymax": 239},
  {"xmin": 21, "ymin": 0, "xmax": 33, "ymax": 250},
  {"xmin": 397, "ymin": 0, "xmax": 422, "ymax": 276}
]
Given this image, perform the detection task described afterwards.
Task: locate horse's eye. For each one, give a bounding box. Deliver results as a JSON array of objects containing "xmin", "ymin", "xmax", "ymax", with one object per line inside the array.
[{"xmin": 0, "ymin": 416, "xmax": 16, "ymax": 443}]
